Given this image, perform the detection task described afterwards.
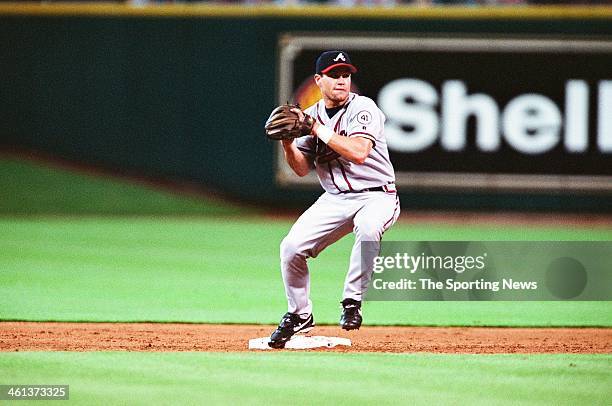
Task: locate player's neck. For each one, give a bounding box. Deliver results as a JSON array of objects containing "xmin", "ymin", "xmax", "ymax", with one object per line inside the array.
[{"xmin": 323, "ymin": 96, "xmax": 349, "ymax": 109}]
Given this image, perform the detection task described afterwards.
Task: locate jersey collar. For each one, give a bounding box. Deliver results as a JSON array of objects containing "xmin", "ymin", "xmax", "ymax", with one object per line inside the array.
[{"xmin": 318, "ymin": 93, "xmax": 356, "ymax": 121}]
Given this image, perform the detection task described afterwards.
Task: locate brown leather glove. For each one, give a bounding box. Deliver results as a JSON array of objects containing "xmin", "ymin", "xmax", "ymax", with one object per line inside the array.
[{"xmin": 264, "ymin": 104, "xmax": 315, "ymax": 141}]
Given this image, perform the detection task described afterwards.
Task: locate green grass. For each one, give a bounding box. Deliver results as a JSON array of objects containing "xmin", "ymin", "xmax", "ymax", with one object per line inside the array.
[
  {"xmin": 0, "ymin": 155, "xmax": 610, "ymax": 325},
  {"xmin": 1, "ymin": 217, "xmax": 610, "ymax": 326},
  {"xmin": 1, "ymin": 157, "xmax": 610, "ymax": 405},
  {"xmin": 0, "ymin": 156, "xmax": 251, "ymax": 215},
  {"xmin": 0, "ymin": 352, "xmax": 610, "ymax": 405}
]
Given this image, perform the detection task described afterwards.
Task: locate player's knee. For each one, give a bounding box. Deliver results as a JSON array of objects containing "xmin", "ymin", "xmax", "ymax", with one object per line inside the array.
[
  {"xmin": 354, "ymin": 222, "xmax": 382, "ymax": 241},
  {"xmin": 280, "ymin": 236, "xmax": 303, "ymax": 260}
]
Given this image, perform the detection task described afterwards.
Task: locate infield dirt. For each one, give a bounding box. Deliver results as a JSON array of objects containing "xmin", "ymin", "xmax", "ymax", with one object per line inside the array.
[{"xmin": 1, "ymin": 322, "xmax": 610, "ymax": 353}]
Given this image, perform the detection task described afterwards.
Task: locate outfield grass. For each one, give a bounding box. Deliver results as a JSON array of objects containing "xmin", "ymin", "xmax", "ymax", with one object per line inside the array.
[
  {"xmin": 1, "ymin": 156, "xmax": 610, "ymax": 325},
  {"xmin": 1, "ymin": 217, "xmax": 610, "ymax": 326},
  {"xmin": 0, "ymin": 157, "xmax": 251, "ymax": 216},
  {"xmin": 0, "ymin": 352, "xmax": 610, "ymax": 405},
  {"xmin": 1, "ymin": 154, "xmax": 610, "ymax": 405}
]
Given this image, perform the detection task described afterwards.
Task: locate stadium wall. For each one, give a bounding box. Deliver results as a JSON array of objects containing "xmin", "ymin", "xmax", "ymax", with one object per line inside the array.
[{"xmin": 1, "ymin": 4, "xmax": 611, "ymax": 211}]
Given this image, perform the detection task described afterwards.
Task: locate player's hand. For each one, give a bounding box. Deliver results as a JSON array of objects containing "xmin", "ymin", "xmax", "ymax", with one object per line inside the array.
[
  {"xmin": 290, "ymin": 108, "xmax": 316, "ymax": 136},
  {"xmin": 311, "ymin": 121, "xmax": 321, "ymax": 137}
]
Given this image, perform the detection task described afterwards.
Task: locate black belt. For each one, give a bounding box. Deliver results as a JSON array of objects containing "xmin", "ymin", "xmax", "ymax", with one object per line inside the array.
[{"xmin": 341, "ymin": 186, "xmax": 385, "ymax": 194}]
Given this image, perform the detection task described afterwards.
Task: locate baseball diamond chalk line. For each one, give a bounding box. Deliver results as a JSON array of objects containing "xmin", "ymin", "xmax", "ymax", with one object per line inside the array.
[{"xmin": 1, "ymin": 322, "xmax": 611, "ymax": 353}]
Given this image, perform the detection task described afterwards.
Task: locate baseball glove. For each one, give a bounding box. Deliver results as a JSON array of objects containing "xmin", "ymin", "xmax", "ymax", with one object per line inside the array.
[{"xmin": 264, "ymin": 104, "xmax": 315, "ymax": 141}]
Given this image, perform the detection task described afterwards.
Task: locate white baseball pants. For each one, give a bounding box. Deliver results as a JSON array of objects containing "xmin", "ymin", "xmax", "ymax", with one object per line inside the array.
[{"xmin": 280, "ymin": 191, "xmax": 400, "ymax": 316}]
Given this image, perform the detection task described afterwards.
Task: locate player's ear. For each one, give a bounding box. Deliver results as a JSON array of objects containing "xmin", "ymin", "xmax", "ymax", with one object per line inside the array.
[{"xmin": 314, "ymin": 74, "xmax": 322, "ymax": 85}]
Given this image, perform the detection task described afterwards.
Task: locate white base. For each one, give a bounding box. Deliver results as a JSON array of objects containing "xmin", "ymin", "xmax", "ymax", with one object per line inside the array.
[{"xmin": 249, "ymin": 335, "xmax": 351, "ymax": 350}]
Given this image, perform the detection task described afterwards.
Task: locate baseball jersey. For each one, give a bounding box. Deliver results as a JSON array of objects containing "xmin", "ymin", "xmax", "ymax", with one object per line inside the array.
[{"xmin": 296, "ymin": 93, "xmax": 396, "ymax": 194}]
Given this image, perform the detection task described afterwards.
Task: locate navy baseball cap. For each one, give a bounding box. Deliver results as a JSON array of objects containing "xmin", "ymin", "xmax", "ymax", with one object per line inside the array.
[{"xmin": 315, "ymin": 51, "xmax": 358, "ymax": 75}]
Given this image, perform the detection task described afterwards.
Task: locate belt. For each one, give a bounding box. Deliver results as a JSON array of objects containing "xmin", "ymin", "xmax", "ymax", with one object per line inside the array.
[
  {"xmin": 359, "ymin": 186, "xmax": 385, "ymax": 193},
  {"xmin": 340, "ymin": 185, "xmax": 387, "ymax": 194}
]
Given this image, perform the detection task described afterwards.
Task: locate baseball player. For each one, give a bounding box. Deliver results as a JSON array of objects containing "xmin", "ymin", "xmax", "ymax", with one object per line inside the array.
[{"xmin": 265, "ymin": 50, "xmax": 400, "ymax": 349}]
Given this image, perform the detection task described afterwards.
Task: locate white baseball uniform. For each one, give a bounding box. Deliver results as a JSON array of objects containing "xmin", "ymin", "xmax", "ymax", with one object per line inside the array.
[{"xmin": 281, "ymin": 92, "xmax": 400, "ymax": 317}]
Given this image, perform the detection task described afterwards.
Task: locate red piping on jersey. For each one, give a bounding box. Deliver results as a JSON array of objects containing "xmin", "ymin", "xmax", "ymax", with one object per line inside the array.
[
  {"xmin": 316, "ymin": 151, "xmax": 340, "ymax": 164},
  {"xmin": 334, "ymin": 108, "xmax": 349, "ymax": 133},
  {"xmin": 349, "ymin": 131, "xmax": 376, "ymax": 148},
  {"xmin": 327, "ymin": 162, "xmax": 342, "ymax": 193},
  {"xmin": 315, "ymin": 103, "xmax": 325, "ymax": 125},
  {"xmin": 336, "ymin": 159, "xmax": 354, "ymax": 192},
  {"xmin": 297, "ymin": 146, "xmax": 312, "ymax": 154},
  {"xmin": 349, "ymin": 131, "xmax": 374, "ymax": 138},
  {"xmin": 383, "ymin": 196, "xmax": 400, "ymax": 231}
]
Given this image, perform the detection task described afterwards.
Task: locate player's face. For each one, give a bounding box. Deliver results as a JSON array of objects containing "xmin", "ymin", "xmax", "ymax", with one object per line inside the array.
[{"xmin": 315, "ymin": 68, "xmax": 352, "ymax": 107}]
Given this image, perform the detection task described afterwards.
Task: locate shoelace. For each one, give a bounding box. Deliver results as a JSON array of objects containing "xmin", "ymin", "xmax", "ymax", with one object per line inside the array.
[
  {"xmin": 279, "ymin": 314, "xmax": 300, "ymax": 329},
  {"xmin": 343, "ymin": 306, "xmax": 360, "ymax": 318}
]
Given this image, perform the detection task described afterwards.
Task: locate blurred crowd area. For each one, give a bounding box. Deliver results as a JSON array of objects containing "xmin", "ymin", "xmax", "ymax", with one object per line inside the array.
[
  {"xmin": 4, "ymin": 0, "xmax": 611, "ymax": 5},
  {"xmin": 212, "ymin": 0, "xmax": 610, "ymax": 4},
  {"xmin": 220, "ymin": 0, "xmax": 608, "ymax": 4},
  {"xmin": 154, "ymin": 0, "xmax": 610, "ymax": 4}
]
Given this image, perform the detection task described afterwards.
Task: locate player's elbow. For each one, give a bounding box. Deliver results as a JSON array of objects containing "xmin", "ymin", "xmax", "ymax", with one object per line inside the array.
[
  {"xmin": 348, "ymin": 140, "xmax": 372, "ymax": 164},
  {"xmin": 353, "ymin": 154, "xmax": 368, "ymax": 165},
  {"xmin": 350, "ymin": 150, "xmax": 369, "ymax": 165}
]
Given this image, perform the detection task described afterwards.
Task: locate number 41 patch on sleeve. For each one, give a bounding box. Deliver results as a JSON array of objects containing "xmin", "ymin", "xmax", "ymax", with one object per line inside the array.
[{"xmin": 357, "ymin": 110, "xmax": 372, "ymax": 125}]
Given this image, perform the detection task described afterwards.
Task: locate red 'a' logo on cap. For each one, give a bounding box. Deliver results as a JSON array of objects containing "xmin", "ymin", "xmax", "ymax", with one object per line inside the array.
[{"xmin": 333, "ymin": 53, "xmax": 346, "ymax": 62}]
